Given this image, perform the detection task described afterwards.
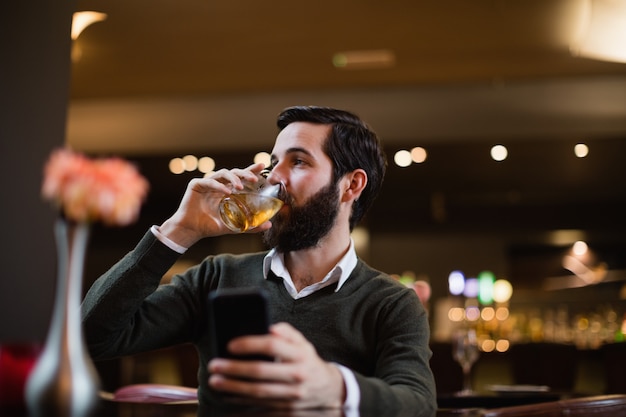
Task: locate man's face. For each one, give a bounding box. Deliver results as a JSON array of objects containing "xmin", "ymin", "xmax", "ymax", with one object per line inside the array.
[{"xmin": 261, "ymin": 122, "xmax": 341, "ymax": 252}]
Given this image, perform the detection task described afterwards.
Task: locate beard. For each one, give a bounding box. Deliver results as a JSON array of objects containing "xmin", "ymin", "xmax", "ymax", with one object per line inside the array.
[{"xmin": 262, "ymin": 179, "xmax": 340, "ymax": 252}]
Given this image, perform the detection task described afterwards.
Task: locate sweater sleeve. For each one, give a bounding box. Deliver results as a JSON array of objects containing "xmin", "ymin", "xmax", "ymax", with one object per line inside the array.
[
  {"xmin": 81, "ymin": 230, "xmax": 198, "ymax": 359},
  {"xmin": 355, "ymin": 288, "xmax": 437, "ymax": 417}
]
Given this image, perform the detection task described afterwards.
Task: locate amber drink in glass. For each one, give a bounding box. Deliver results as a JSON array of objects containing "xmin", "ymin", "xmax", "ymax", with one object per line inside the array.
[{"xmin": 219, "ymin": 170, "xmax": 284, "ymax": 233}]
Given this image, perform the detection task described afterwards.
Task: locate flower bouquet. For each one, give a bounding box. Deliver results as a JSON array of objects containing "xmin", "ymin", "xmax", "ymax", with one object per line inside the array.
[{"xmin": 41, "ymin": 148, "xmax": 149, "ymax": 226}]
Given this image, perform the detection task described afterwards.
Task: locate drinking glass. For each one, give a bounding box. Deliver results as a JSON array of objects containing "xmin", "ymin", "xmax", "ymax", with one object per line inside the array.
[
  {"xmin": 452, "ymin": 328, "xmax": 480, "ymax": 395},
  {"xmin": 219, "ymin": 170, "xmax": 284, "ymax": 233}
]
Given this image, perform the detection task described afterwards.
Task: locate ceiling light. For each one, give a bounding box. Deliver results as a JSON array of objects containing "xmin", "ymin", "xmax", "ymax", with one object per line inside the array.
[
  {"xmin": 490, "ymin": 145, "xmax": 508, "ymax": 162},
  {"xmin": 574, "ymin": 143, "xmax": 589, "ymax": 158},
  {"xmin": 71, "ymin": 11, "xmax": 107, "ymax": 40},
  {"xmin": 332, "ymin": 49, "xmax": 396, "ymax": 70},
  {"xmin": 571, "ymin": 0, "xmax": 626, "ymax": 63}
]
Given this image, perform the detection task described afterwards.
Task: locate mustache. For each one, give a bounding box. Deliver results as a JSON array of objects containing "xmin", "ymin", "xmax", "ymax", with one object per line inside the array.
[{"xmin": 279, "ymin": 190, "xmax": 294, "ymax": 206}]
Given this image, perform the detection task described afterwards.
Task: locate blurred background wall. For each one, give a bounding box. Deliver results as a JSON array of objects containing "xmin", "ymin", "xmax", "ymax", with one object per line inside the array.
[{"xmin": 0, "ymin": 1, "xmax": 75, "ymax": 341}]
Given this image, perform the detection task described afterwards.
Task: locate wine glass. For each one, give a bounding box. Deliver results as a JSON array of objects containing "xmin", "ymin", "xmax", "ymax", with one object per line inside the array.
[{"xmin": 452, "ymin": 328, "xmax": 480, "ymax": 395}]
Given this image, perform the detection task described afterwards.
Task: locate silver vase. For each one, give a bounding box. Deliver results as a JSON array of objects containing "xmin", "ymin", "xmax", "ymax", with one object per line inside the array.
[{"xmin": 25, "ymin": 219, "xmax": 101, "ymax": 417}]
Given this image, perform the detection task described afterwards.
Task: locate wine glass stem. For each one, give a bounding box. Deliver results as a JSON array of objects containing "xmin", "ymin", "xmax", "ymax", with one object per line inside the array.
[{"xmin": 462, "ymin": 365, "xmax": 472, "ymax": 394}]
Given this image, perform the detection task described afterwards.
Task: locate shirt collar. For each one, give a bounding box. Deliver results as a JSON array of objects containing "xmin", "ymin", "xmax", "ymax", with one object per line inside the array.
[{"xmin": 263, "ymin": 239, "xmax": 358, "ymax": 293}]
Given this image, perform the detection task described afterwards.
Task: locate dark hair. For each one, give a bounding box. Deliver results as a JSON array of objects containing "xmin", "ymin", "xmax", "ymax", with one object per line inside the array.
[{"xmin": 276, "ymin": 106, "xmax": 387, "ymax": 230}]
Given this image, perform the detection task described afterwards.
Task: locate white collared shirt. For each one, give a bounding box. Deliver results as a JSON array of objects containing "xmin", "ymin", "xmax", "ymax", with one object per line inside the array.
[{"xmin": 262, "ymin": 239, "xmax": 358, "ymax": 299}]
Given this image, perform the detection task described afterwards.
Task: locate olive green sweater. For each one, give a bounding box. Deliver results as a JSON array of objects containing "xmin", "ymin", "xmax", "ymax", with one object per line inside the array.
[{"xmin": 82, "ymin": 231, "xmax": 436, "ymax": 416}]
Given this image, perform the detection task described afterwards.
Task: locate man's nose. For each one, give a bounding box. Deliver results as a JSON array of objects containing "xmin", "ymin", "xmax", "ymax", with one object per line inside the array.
[
  {"xmin": 264, "ymin": 165, "xmax": 284, "ymax": 185},
  {"xmin": 264, "ymin": 167, "xmax": 287, "ymax": 198}
]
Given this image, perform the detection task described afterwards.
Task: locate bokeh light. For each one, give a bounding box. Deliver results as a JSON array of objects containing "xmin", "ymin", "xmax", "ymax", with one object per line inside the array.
[
  {"xmin": 573, "ymin": 240, "xmax": 588, "ymax": 256},
  {"xmin": 169, "ymin": 158, "xmax": 185, "ymax": 174},
  {"xmin": 410, "ymin": 147, "xmax": 427, "ymax": 163},
  {"xmin": 495, "ymin": 339, "xmax": 510, "ymax": 352},
  {"xmin": 574, "ymin": 143, "xmax": 589, "ymax": 158},
  {"xmin": 482, "ymin": 339, "xmax": 496, "ymax": 352},
  {"xmin": 481, "ymin": 307, "xmax": 496, "ymax": 321},
  {"xmin": 198, "ymin": 156, "xmax": 215, "ymax": 174},
  {"xmin": 182, "ymin": 155, "xmax": 198, "ymax": 171},
  {"xmin": 465, "ymin": 306, "xmax": 481, "ymax": 321},
  {"xmin": 448, "ymin": 307, "xmax": 465, "ymax": 322},
  {"xmin": 478, "ymin": 271, "xmax": 495, "ymax": 304},
  {"xmin": 495, "ymin": 307, "xmax": 510, "ymax": 321},
  {"xmin": 493, "ymin": 279, "xmax": 513, "ymax": 303},
  {"xmin": 490, "ymin": 145, "xmax": 508, "ymax": 161},
  {"xmin": 254, "ymin": 151, "xmax": 272, "ymax": 167},
  {"xmin": 448, "ymin": 270, "xmax": 465, "ymax": 295},
  {"xmin": 394, "ymin": 150, "xmax": 412, "ymax": 167},
  {"xmin": 464, "ymin": 278, "xmax": 479, "ymax": 298}
]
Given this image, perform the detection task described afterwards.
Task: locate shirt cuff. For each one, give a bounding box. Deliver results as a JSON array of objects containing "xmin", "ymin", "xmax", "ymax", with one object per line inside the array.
[
  {"xmin": 334, "ymin": 363, "xmax": 360, "ymax": 412},
  {"xmin": 150, "ymin": 225, "xmax": 188, "ymax": 254}
]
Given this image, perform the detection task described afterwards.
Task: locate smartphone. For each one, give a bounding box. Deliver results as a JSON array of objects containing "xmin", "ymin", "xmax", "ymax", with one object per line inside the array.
[{"xmin": 208, "ymin": 287, "xmax": 271, "ymax": 360}]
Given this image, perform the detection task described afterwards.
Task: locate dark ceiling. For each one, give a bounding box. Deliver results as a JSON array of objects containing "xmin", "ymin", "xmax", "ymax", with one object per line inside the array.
[
  {"xmin": 71, "ymin": 0, "xmax": 626, "ymax": 99},
  {"xmin": 69, "ymin": 0, "xmax": 626, "ymax": 154}
]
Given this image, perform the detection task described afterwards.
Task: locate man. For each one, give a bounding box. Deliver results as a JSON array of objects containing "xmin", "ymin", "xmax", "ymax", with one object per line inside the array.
[{"xmin": 82, "ymin": 106, "xmax": 436, "ymax": 416}]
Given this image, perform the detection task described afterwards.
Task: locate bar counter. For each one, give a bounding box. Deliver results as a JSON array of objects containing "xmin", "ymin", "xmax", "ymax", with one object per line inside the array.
[{"xmin": 5, "ymin": 394, "xmax": 626, "ymax": 417}]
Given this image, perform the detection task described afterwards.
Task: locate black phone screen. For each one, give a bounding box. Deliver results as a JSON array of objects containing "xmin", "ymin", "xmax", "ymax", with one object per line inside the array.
[{"xmin": 208, "ymin": 287, "xmax": 271, "ymax": 360}]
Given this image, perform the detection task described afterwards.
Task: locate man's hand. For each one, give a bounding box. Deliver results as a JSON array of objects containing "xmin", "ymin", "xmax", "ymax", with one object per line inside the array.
[
  {"xmin": 158, "ymin": 163, "xmax": 271, "ymax": 247},
  {"xmin": 208, "ymin": 322, "xmax": 346, "ymax": 410}
]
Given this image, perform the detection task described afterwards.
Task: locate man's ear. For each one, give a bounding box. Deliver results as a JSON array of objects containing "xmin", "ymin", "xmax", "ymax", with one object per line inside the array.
[{"xmin": 341, "ymin": 169, "xmax": 367, "ymax": 203}]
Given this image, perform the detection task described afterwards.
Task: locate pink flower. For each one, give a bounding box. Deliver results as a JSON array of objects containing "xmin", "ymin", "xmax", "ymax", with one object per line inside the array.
[{"xmin": 41, "ymin": 148, "xmax": 149, "ymax": 226}]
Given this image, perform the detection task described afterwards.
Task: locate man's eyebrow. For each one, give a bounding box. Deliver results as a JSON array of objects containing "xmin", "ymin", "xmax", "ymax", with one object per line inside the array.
[
  {"xmin": 286, "ymin": 147, "xmax": 313, "ymax": 156},
  {"xmin": 271, "ymin": 147, "xmax": 314, "ymax": 162}
]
